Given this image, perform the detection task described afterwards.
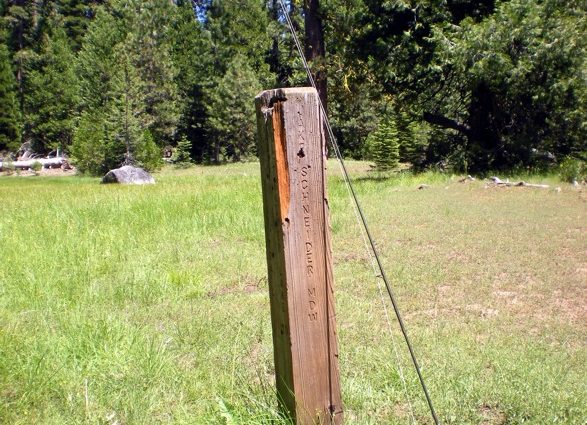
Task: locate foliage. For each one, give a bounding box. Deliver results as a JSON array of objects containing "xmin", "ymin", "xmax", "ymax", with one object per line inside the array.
[
  {"xmin": 56, "ymin": 0, "xmax": 104, "ymax": 51},
  {"xmin": 1, "ymin": 0, "xmax": 586, "ymax": 173},
  {"xmin": 0, "ymin": 42, "xmax": 19, "ymax": 151},
  {"xmin": 168, "ymin": 0, "xmax": 210, "ymax": 162},
  {"xmin": 171, "ymin": 135, "xmax": 193, "ymax": 168},
  {"xmin": 205, "ymin": 54, "xmax": 262, "ymax": 163},
  {"xmin": 365, "ymin": 114, "xmax": 400, "ymax": 171},
  {"xmin": 202, "ymin": 0, "xmax": 272, "ymax": 162},
  {"xmin": 341, "ymin": 0, "xmax": 586, "ymax": 172},
  {"xmin": 428, "ymin": 0, "xmax": 587, "ymax": 171},
  {"xmin": 107, "ymin": 35, "xmax": 149, "ymax": 163},
  {"xmin": 76, "ymin": 6, "xmax": 124, "ymax": 111},
  {"xmin": 133, "ymin": 129, "xmax": 162, "ymax": 172},
  {"xmin": 1, "ymin": 157, "xmax": 15, "ymax": 174},
  {"xmin": 71, "ymin": 91, "xmax": 162, "ymax": 176},
  {"xmin": 205, "ymin": 0, "xmax": 273, "ymax": 83},
  {"xmin": 70, "ymin": 110, "xmax": 123, "ymax": 175},
  {"xmin": 25, "ymin": 23, "xmax": 79, "ymax": 153},
  {"xmin": 30, "ymin": 159, "xmax": 42, "ymax": 174},
  {"xmin": 115, "ymin": 0, "xmax": 180, "ymax": 146},
  {"xmin": 559, "ymin": 157, "xmax": 586, "ymax": 183}
]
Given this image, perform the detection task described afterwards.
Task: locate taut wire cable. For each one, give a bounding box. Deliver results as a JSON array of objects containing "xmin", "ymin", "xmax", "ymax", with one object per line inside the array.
[{"xmin": 276, "ymin": 1, "xmax": 441, "ymax": 424}]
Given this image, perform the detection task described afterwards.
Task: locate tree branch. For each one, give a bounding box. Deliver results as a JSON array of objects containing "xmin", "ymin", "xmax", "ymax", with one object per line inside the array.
[{"xmin": 423, "ymin": 112, "xmax": 471, "ymax": 135}]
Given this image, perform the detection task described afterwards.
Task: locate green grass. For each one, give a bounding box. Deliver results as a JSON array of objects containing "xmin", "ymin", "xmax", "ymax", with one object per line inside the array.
[{"xmin": 1, "ymin": 162, "xmax": 585, "ymax": 424}]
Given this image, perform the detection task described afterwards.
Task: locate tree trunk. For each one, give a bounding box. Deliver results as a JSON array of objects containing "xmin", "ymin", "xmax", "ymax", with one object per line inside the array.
[
  {"xmin": 423, "ymin": 112, "xmax": 471, "ymax": 136},
  {"xmin": 15, "ymin": 0, "xmax": 26, "ymax": 116},
  {"xmin": 304, "ymin": 0, "xmax": 327, "ymax": 112},
  {"xmin": 0, "ymin": 157, "xmax": 67, "ymax": 171}
]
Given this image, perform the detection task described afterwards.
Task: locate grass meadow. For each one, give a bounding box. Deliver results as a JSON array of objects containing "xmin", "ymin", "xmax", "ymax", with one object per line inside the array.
[{"xmin": 1, "ymin": 162, "xmax": 585, "ymax": 424}]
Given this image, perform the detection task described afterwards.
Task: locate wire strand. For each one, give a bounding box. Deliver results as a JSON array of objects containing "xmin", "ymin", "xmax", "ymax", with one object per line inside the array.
[
  {"xmin": 335, "ymin": 132, "xmax": 417, "ymax": 424},
  {"xmin": 277, "ymin": 2, "xmax": 441, "ymax": 424}
]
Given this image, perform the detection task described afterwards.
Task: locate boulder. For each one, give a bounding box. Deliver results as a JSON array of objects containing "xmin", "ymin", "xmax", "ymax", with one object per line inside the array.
[{"xmin": 101, "ymin": 165, "xmax": 155, "ymax": 185}]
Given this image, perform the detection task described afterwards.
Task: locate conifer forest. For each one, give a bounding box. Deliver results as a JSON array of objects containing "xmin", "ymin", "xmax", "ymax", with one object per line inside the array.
[{"xmin": 0, "ymin": 0, "xmax": 585, "ymax": 175}]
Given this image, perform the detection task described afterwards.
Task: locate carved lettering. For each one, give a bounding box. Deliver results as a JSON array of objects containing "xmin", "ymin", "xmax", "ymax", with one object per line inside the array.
[{"xmin": 298, "ymin": 135, "xmax": 319, "ymax": 321}]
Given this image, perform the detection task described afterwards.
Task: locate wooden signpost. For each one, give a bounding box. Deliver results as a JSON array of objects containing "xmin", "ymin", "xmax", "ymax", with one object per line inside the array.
[{"xmin": 255, "ymin": 87, "xmax": 343, "ymax": 425}]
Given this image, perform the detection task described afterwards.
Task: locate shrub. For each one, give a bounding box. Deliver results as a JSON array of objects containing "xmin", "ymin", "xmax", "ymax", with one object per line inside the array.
[
  {"xmin": 134, "ymin": 130, "xmax": 162, "ymax": 172},
  {"xmin": 71, "ymin": 111, "xmax": 123, "ymax": 176},
  {"xmin": 31, "ymin": 161, "xmax": 42, "ymax": 175},
  {"xmin": 171, "ymin": 136, "xmax": 193, "ymax": 168},
  {"xmin": 559, "ymin": 157, "xmax": 586, "ymax": 183},
  {"xmin": 2, "ymin": 159, "xmax": 15, "ymax": 175}
]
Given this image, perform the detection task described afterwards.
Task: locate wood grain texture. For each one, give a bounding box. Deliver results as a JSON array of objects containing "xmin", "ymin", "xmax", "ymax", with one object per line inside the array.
[{"xmin": 256, "ymin": 88, "xmax": 343, "ymax": 425}]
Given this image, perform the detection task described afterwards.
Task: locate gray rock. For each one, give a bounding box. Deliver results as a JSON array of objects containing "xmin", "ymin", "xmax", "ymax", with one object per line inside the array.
[{"xmin": 101, "ymin": 165, "xmax": 155, "ymax": 185}]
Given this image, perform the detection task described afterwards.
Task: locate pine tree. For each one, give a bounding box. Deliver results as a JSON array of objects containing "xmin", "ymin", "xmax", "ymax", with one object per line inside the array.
[
  {"xmin": 203, "ymin": 0, "xmax": 272, "ymax": 162},
  {"xmin": 116, "ymin": 0, "xmax": 180, "ymax": 146},
  {"xmin": 76, "ymin": 6, "xmax": 124, "ymax": 111},
  {"xmin": 57, "ymin": 0, "xmax": 103, "ymax": 51},
  {"xmin": 133, "ymin": 129, "xmax": 162, "ymax": 172},
  {"xmin": 70, "ymin": 110, "xmax": 119, "ymax": 175},
  {"xmin": 107, "ymin": 35, "xmax": 150, "ymax": 166},
  {"xmin": 396, "ymin": 110, "xmax": 411, "ymax": 162},
  {"xmin": 206, "ymin": 0, "xmax": 273, "ymax": 83},
  {"xmin": 73, "ymin": 19, "xmax": 159, "ymax": 175},
  {"xmin": 1, "ymin": 1, "xmax": 52, "ymax": 120},
  {"xmin": 0, "ymin": 41, "xmax": 20, "ymax": 151},
  {"xmin": 168, "ymin": 0, "xmax": 211, "ymax": 161},
  {"xmin": 25, "ymin": 23, "xmax": 79, "ymax": 153},
  {"xmin": 369, "ymin": 116, "xmax": 400, "ymax": 171},
  {"xmin": 205, "ymin": 54, "xmax": 262, "ymax": 162},
  {"xmin": 171, "ymin": 135, "xmax": 193, "ymax": 168}
]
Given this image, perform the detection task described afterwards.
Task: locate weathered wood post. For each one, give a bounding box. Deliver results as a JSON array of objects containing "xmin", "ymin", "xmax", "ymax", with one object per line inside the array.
[{"xmin": 255, "ymin": 87, "xmax": 343, "ymax": 424}]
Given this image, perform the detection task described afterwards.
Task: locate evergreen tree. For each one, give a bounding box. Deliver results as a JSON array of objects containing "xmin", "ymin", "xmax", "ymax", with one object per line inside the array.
[
  {"xmin": 206, "ymin": 0, "xmax": 272, "ymax": 82},
  {"xmin": 0, "ymin": 41, "xmax": 20, "ymax": 151},
  {"xmin": 1, "ymin": 1, "xmax": 52, "ymax": 117},
  {"xmin": 351, "ymin": 0, "xmax": 586, "ymax": 171},
  {"xmin": 205, "ymin": 54, "xmax": 262, "ymax": 162},
  {"xmin": 304, "ymin": 0, "xmax": 327, "ymax": 110},
  {"xmin": 73, "ymin": 17, "xmax": 164, "ymax": 175},
  {"xmin": 203, "ymin": 0, "xmax": 272, "ymax": 162},
  {"xmin": 116, "ymin": 0, "xmax": 180, "ymax": 146},
  {"xmin": 76, "ymin": 6, "xmax": 124, "ymax": 111},
  {"xmin": 171, "ymin": 135, "xmax": 193, "ymax": 167},
  {"xmin": 396, "ymin": 109, "xmax": 414, "ymax": 163},
  {"xmin": 266, "ymin": 0, "xmax": 306, "ymax": 88},
  {"xmin": 57, "ymin": 0, "xmax": 104, "ymax": 51},
  {"xmin": 107, "ymin": 35, "xmax": 148, "ymax": 165},
  {"xmin": 70, "ymin": 109, "xmax": 119, "ymax": 175},
  {"xmin": 168, "ymin": 0, "xmax": 211, "ymax": 161},
  {"xmin": 25, "ymin": 23, "xmax": 79, "ymax": 153},
  {"xmin": 133, "ymin": 129, "xmax": 162, "ymax": 171},
  {"xmin": 368, "ymin": 116, "xmax": 400, "ymax": 171}
]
